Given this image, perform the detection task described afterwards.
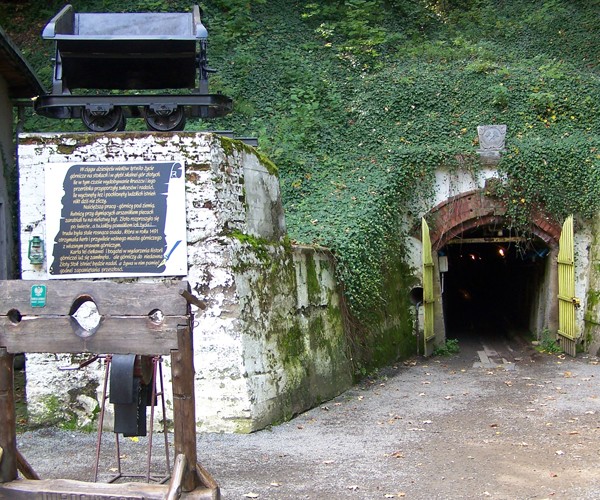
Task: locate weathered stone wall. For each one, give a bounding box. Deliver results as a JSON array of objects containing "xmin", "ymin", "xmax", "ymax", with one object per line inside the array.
[
  {"xmin": 17, "ymin": 132, "xmax": 352, "ymax": 432},
  {"xmin": 583, "ymin": 217, "xmax": 600, "ymax": 355}
]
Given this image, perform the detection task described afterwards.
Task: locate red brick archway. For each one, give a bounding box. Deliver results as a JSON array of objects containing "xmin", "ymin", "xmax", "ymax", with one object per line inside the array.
[{"xmin": 425, "ymin": 189, "xmax": 561, "ymax": 250}]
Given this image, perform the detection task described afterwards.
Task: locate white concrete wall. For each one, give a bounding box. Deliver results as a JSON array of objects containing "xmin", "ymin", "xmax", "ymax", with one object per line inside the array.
[
  {"xmin": 583, "ymin": 216, "xmax": 600, "ymax": 355},
  {"xmin": 17, "ymin": 132, "xmax": 352, "ymax": 432},
  {"xmin": 574, "ymin": 227, "xmax": 592, "ymax": 340},
  {"xmin": 431, "ymin": 165, "xmax": 499, "ymax": 211}
]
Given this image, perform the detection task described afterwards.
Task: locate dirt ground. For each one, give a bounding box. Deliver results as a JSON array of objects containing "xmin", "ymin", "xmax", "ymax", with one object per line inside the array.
[{"xmin": 14, "ymin": 333, "xmax": 600, "ymax": 499}]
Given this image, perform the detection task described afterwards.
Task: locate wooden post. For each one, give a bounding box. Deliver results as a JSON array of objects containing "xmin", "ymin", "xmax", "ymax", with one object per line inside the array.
[
  {"xmin": 0, "ymin": 348, "xmax": 17, "ymax": 483},
  {"xmin": 171, "ymin": 324, "xmax": 198, "ymax": 492}
]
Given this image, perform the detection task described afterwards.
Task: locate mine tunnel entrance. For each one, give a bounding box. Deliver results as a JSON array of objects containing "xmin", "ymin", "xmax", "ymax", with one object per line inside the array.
[{"xmin": 441, "ymin": 225, "xmax": 550, "ymax": 341}]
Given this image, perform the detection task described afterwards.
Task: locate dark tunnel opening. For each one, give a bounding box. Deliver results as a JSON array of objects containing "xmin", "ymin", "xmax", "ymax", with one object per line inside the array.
[{"xmin": 441, "ymin": 226, "xmax": 549, "ymax": 341}]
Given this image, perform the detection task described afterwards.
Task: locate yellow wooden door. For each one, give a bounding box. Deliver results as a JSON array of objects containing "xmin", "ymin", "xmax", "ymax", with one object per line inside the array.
[
  {"xmin": 557, "ymin": 215, "xmax": 579, "ymax": 356},
  {"xmin": 422, "ymin": 218, "xmax": 435, "ymax": 355}
]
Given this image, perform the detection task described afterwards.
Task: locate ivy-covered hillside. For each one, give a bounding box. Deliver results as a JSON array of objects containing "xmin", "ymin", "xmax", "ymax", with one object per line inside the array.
[{"xmin": 2, "ymin": 0, "xmax": 599, "ymax": 322}]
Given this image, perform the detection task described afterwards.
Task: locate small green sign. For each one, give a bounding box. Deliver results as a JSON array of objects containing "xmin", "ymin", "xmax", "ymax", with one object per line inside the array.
[{"xmin": 31, "ymin": 285, "xmax": 47, "ymax": 307}]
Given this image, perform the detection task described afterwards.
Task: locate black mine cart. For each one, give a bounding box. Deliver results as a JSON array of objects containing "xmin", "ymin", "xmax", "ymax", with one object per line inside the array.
[{"xmin": 35, "ymin": 4, "xmax": 232, "ymax": 132}]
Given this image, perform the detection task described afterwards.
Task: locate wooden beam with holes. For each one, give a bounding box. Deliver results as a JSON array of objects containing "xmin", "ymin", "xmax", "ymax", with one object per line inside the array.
[
  {"xmin": 0, "ymin": 279, "xmax": 220, "ymax": 499},
  {"xmin": 0, "ymin": 280, "xmax": 187, "ymax": 354}
]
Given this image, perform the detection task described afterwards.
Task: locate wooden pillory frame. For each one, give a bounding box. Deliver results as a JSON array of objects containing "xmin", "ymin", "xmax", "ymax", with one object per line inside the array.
[{"xmin": 0, "ymin": 279, "xmax": 219, "ymax": 499}]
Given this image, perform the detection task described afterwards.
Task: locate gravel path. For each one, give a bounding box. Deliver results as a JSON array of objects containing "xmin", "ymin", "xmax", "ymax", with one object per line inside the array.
[{"xmin": 14, "ymin": 336, "xmax": 600, "ymax": 499}]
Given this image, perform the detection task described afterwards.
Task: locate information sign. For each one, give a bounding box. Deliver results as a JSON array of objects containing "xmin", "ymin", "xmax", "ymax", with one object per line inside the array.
[{"xmin": 45, "ymin": 161, "xmax": 187, "ymax": 278}]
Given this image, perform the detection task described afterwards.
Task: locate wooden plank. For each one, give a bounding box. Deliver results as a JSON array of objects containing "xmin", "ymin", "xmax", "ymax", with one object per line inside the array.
[
  {"xmin": 0, "ymin": 317, "xmax": 184, "ymax": 354},
  {"xmin": 0, "ymin": 349, "xmax": 17, "ymax": 483},
  {"xmin": 0, "ymin": 478, "xmax": 216, "ymax": 499},
  {"xmin": 0, "ymin": 280, "xmax": 189, "ymax": 317},
  {"xmin": 0, "ymin": 478, "xmax": 166, "ymax": 499}
]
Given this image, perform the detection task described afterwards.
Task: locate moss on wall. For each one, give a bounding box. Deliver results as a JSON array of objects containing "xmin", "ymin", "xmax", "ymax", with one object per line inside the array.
[
  {"xmin": 233, "ymin": 235, "xmax": 353, "ymax": 429},
  {"xmin": 217, "ymin": 135, "xmax": 278, "ymax": 176},
  {"xmin": 305, "ymin": 255, "xmax": 321, "ymax": 304},
  {"xmin": 347, "ymin": 250, "xmax": 419, "ymax": 375}
]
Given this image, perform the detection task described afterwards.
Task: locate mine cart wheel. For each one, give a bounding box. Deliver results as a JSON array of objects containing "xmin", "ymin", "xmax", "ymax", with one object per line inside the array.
[
  {"xmin": 81, "ymin": 106, "xmax": 125, "ymax": 132},
  {"xmin": 144, "ymin": 106, "xmax": 186, "ymax": 132}
]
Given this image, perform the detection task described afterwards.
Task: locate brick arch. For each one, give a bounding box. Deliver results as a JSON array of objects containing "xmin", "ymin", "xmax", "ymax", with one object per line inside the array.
[{"xmin": 424, "ymin": 189, "xmax": 561, "ymax": 250}]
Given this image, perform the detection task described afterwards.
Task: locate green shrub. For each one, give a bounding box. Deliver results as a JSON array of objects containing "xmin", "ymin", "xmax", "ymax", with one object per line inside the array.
[{"xmin": 433, "ymin": 339, "xmax": 460, "ymax": 356}]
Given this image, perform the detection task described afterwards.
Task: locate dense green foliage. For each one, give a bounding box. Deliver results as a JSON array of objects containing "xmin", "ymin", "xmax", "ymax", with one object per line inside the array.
[{"xmin": 2, "ymin": 0, "xmax": 599, "ymax": 327}]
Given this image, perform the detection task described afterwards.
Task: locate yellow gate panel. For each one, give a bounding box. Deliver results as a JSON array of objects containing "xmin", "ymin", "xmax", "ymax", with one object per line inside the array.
[
  {"xmin": 422, "ymin": 218, "xmax": 435, "ymax": 354},
  {"xmin": 557, "ymin": 215, "xmax": 578, "ymax": 357}
]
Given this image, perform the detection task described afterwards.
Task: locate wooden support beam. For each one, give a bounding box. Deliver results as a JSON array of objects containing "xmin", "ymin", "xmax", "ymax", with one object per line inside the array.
[
  {"xmin": 172, "ymin": 325, "xmax": 199, "ymax": 493},
  {"xmin": 446, "ymin": 236, "xmax": 526, "ymax": 244},
  {"xmin": 167, "ymin": 454, "xmax": 187, "ymax": 500},
  {"xmin": 16, "ymin": 449, "xmax": 40, "ymax": 481},
  {"xmin": 0, "ymin": 348, "xmax": 17, "ymax": 483}
]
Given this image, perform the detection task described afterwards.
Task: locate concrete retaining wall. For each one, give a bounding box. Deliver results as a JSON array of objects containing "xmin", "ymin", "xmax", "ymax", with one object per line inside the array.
[{"xmin": 17, "ymin": 132, "xmax": 352, "ymax": 432}]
